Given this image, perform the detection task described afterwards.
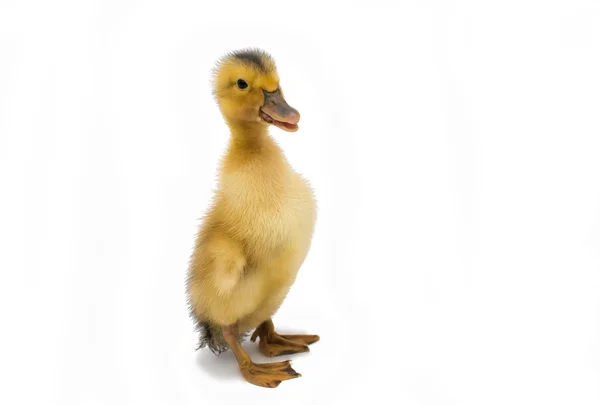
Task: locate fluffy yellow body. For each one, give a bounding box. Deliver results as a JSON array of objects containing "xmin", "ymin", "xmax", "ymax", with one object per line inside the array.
[{"xmin": 187, "ymin": 130, "xmax": 316, "ymax": 335}]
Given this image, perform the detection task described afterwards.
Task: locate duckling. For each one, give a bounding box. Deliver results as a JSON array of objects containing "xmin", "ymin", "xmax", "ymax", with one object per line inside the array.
[{"xmin": 186, "ymin": 48, "xmax": 319, "ymax": 388}]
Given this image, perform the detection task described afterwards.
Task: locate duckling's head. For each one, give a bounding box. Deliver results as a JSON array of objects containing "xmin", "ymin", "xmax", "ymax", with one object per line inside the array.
[{"xmin": 212, "ymin": 48, "xmax": 300, "ymax": 132}]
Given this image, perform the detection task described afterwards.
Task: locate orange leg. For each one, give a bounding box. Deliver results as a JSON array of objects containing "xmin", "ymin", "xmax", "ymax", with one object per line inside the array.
[
  {"xmin": 250, "ymin": 319, "xmax": 320, "ymax": 357},
  {"xmin": 221, "ymin": 324, "xmax": 300, "ymax": 388}
]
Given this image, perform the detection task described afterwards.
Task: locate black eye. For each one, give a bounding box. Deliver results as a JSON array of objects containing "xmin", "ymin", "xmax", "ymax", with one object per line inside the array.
[{"xmin": 237, "ymin": 79, "xmax": 248, "ymax": 89}]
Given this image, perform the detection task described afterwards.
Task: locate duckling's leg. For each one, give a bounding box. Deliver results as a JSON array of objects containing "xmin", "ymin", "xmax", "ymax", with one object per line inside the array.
[
  {"xmin": 250, "ymin": 319, "xmax": 320, "ymax": 357},
  {"xmin": 221, "ymin": 324, "xmax": 301, "ymax": 388}
]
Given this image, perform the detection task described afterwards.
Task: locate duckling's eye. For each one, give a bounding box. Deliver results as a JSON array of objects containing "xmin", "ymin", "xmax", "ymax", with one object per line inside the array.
[{"xmin": 237, "ymin": 79, "xmax": 248, "ymax": 89}]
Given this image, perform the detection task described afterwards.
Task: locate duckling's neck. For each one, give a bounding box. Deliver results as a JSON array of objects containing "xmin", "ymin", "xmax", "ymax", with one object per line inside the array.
[
  {"xmin": 227, "ymin": 121, "xmax": 269, "ymax": 149},
  {"xmin": 224, "ymin": 120, "xmax": 287, "ymax": 173}
]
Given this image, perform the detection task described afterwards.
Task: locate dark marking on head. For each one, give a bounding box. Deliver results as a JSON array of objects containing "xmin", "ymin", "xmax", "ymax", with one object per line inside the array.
[
  {"xmin": 221, "ymin": 48, "xmax": 275, "ymax": 74},
  {"xmin": 231, "ymin": 49, "xmax": 267, "ymax": 71}
]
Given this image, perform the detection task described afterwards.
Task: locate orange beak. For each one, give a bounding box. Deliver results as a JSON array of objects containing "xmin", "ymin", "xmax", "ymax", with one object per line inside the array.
[{"xmin": 259, "ymin": 89, "xmax": 300, "ymax": 132}]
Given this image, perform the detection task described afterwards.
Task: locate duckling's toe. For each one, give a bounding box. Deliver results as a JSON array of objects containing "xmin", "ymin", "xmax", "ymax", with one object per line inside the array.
[
  {"xmin": 240, "ymin": 361, "xmax": 301, "ymax": 388},
  {"xmin": 259, "ymin": 339, "xmax": 310, "ymax": 357},
  {"xmin": 277, "ymin": 334, "xmax": 320, "ymax": 346}
]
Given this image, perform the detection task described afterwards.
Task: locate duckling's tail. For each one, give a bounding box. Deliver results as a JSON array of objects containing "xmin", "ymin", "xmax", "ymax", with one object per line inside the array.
[{"xmin": 196, "ymin": 321, "xmax": 229, "ymax": 355}]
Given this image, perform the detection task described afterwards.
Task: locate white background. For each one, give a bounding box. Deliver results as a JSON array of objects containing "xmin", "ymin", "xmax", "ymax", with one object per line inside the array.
[{"xmin": 1, "ymin": 1, "xmax": 599, "ymax": 404}]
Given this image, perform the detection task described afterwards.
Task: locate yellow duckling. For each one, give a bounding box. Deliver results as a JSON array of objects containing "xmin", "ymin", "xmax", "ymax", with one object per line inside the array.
[{"xmin": 186, "ymin": 48, "xmax": 319, "ymax": 388}]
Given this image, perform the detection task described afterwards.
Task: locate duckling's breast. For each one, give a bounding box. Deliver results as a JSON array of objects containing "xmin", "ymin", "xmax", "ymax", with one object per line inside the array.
[
  {"xmin": 210, "ymin": 166, "xmax": 316, "ymax": 329},
  {"xmin": 220, "ymin": 169, "xmax": 316, "ymax": 258}
]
